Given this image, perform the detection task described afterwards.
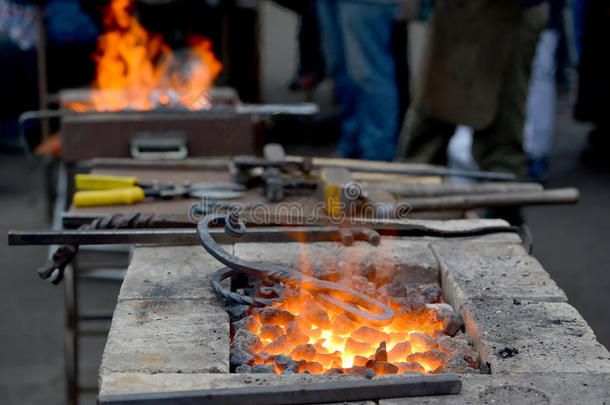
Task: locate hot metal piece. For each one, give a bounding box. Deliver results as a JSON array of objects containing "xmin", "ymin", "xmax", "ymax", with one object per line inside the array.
[{"xmin": 197, "ymin": 213, "xmax": 395, "ymax": 324}]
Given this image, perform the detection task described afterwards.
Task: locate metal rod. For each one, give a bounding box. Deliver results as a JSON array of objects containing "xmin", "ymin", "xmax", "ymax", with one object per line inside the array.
[
  {"xmin": 342, "ymin": 165, "xmax": 515, "ymax": 181},
  {"xmin": 9, "ymin": 224, "xmax": 521, "ymax": 247},
  {"xmin": 18, "ymin": 109, "xmax": 78, "ymax": 159},
  {"xmin": 235, "ymin": 156, "xmax": 516, "ymax": 181},
  {"xmin": 9, "ymin": 227, "xmax": 347, "ymax": 246},
  {"xmin": 97, "ymin": 375, "xmax": 461, "ymax": 405}
]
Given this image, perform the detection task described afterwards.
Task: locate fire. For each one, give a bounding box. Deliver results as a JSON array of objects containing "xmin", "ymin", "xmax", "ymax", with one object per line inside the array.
[
  {"xmin": 66, "ymin": 0, "xmax": 222, "ymax": 112},
  {"xmin": 235, "ymin": 242, "xmax": 459, "ymax": 375}
]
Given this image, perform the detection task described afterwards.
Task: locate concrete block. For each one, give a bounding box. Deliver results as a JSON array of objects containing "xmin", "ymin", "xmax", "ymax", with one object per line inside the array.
[
  {"xmin": 234, "ymin": 239, "xmax": 440, "ymax": 286},
  {"xmin": 119, "ymin": 245, "xmax": 232, "ymax": 304},
  {"xmin": 431, "ymin": 243, "xmax": 567, "ymax": 310},
  {"xmin": 381, "ymin": 373, "xmax": 610, "ymax": 405},
  {"xmin": 461, "ymin": 299, "xmax": 610, "ymax": 374},
  {"xmin": 100, "ymin": 299, "xmax": 230, "ymax": 375}
]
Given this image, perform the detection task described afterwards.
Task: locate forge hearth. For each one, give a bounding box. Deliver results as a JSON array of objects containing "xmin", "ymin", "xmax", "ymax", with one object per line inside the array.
[
  {"xmin": 99, "ymin": 219, "xmax": 610, "ymax": 403},
  {"xmin": 225, "ymin": 240, "xmax": 477, "ymax": 376}
]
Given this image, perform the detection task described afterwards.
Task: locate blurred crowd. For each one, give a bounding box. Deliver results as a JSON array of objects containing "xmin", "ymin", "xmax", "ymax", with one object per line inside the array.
[
  {"xmin": 1, "ymin": 0, "xmax": 609, "ymax": 179},
  {"xmin": 282, "ymin": 0, "xmax": 609, "ymax": 181}
]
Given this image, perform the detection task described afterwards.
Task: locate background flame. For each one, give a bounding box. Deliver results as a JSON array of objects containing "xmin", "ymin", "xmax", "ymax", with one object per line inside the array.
[{"xmin": 69, "ymin": 0, "xmax": 222, "ymax": 112}]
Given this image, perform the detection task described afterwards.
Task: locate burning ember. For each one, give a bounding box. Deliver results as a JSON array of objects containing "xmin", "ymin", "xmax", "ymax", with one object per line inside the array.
[
  {"xmin": 66, "ymin": 0, "xmax": 222, "ymax": 112},
  {"xmin": 229, "ymin": 245, "xmax": 481, "ymax": 376}
]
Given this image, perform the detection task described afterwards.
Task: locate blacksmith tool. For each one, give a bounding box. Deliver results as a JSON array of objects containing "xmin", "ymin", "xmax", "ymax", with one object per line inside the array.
[
  {"xmin": 316, "ymin": 168, "xmax": 579, "ymax": 215},
  {"xmin": 232, "ymin": 155, "xmax": 516, "ymax": 181},
  {"xmin": 260, "ymin": 168, "xmax": 316, "ymax": 202},
  {"xmin": 233, "ymin": 143, "xmax": 317, "ymax": 202},
  {"xmin": 398, "ymin": 188, "xmax": 580, "ymax": 211},
  {"xmin": 9, "ymin": 212, "xmax": 535, "ymax": 284},
  {"xmin": 366, "ymin": 181, "xmax": 545, "ymax": 197},
  {"xmin": 73, "ymin": 174, "xmax": 244, "ymax": 207},
  {"xmin": 197, "ymin": 212, "xmax": 395, "ymax": 324}
]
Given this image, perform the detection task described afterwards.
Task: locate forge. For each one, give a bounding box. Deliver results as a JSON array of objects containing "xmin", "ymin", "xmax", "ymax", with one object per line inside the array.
[
  {"xmin": 98, "ymin": 218, "xmax": 610, "ymax": 403},
  {"xmin": 53, "ymin": 0, "xmax": 313, "ymax": 162},
  {"xmin": 227, "ymin": 239, "xmax": 472, "ymax": 376},
  {"xmin": 54, "ymin": 0, "xmax": 259, "ymax": 162}
]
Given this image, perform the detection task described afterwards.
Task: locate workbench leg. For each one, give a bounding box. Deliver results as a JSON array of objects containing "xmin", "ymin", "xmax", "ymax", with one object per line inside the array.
[
  {"xmin": 64, "ymin": 263, "xmax": 79, "ymax": 405},
  {"xmin": 35, "ymin": 4, "xmax": 50, "ymax": 141}
]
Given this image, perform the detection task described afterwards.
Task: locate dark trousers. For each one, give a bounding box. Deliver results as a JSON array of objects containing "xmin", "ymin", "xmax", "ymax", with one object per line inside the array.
[{"xmin": 401, "ymin": 4, "xmax": 548, "ymax": 180}]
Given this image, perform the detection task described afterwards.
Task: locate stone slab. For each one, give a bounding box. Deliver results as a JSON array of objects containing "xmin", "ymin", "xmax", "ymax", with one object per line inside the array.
[
  {"xmin": 381, "ymin": 373, "xmax": 610, "ymax": 405},
  {"xmin": 462, "ymin": 299, "xmax": 610, "ymax": 374},
  {"xmin": 234, "ymin": 239, "xmax": 440, "ymax": 286},
  {"xmin": 431, "ymin": 242, "xmax": 567, "ymax": 311},
  {"xmin": 118, "ymin": 245, "xmax": 232, "ymax": 304},
  {"xmin": 100, "ymin": 299, "xmax": 230, "ymax": 375}
]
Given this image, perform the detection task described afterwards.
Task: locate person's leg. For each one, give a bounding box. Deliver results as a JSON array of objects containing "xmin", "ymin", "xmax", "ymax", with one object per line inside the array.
[
  {"xmin": 472, "ymin": 3, "xmax": 548, "ymax": 181},
  {"xmin": 338, "ymin": 0, "xmax": 399, "ymax": 161},
  {"xmin": 523, "ymin": 28, "xmax": 559, "ymax": 181},
  {"xmin": 316, "ymin": 0, "xmax": 360, "ymax": 158},
  {"xmin": 575, "ymin": 0, "xmax": 610, "ymax": 167},
  {"xmin": 298, "ymin": 0, "xmax": 325, "ymax": 88},
  {"xmin": 400, "ymin": 109, "xmax": 456, "ymax": 166}
]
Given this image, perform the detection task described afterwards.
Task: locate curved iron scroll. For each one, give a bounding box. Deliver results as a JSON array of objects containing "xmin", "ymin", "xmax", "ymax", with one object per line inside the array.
[{"xmin": 197, "ymin": 213, "xmax": 395, "ymax": 324}]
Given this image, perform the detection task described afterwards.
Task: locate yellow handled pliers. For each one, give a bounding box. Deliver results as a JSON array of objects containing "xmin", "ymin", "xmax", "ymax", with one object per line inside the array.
[{"xmin": 73, "ymin": 174, "xmax": 245, "ymax": 207}]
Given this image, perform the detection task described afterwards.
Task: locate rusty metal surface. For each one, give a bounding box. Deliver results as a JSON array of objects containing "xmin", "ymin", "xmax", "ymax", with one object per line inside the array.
[{"xmin": 60, "ymin": 110, "xmax": 258, "ymax": 162}]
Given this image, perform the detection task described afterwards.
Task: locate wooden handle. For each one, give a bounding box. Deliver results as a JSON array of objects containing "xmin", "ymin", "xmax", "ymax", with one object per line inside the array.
[
  {"xmin": 402, "ymin": 188, "xmax": 580, "ymax": 211},
  {"xmin": 368, "ymin": 182, "xmax": 544, "ymax": 197}
]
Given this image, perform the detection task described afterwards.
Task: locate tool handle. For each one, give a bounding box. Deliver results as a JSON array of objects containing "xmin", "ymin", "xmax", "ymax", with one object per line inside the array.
[
  {"xmin": 75, "ymin": 174, "xmax": 139, "ymax": 190},
  {"xmin": 402, "ymin": 188, "xmax": 580, "ymax": 211},
  {"xmin": 73, "ymin": 187, "xmax": 145, "ymax": 207}
]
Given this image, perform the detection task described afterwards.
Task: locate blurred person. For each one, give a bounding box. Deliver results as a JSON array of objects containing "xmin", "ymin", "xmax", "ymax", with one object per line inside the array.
[
  {"xmin": 399, "ymin": 0, "xmax": 549, "ymax": 181},
  {"xmin": 316, "ymin": 0, "xmax": 417, "ymax": 161},
  {"xmin": 0, "ymin": 0, "xmax": 38, "ymax": 151},
  {"xmin": 571, "ymin": 0, "xmax": 586, "ymax": 60},
  {"xmin": 273, "ymin": 0, "xmax": 326, "ymax": 92},
  {"xmin": 523, "ymin": 0, "xmax": 565, "ymax": 182},
  {"xmin": 574, "ymin": 0, "xmax": 610, "ymax": 167}
]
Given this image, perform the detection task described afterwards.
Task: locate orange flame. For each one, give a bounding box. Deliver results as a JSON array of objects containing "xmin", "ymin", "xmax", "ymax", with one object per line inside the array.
[
  {"xmin": 241, "ymin": 240, "xmax": 455, "ymax": 375},
  {"xmin": 67, "ymin": 0, "xmax": 222, "ymax": 112}
]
